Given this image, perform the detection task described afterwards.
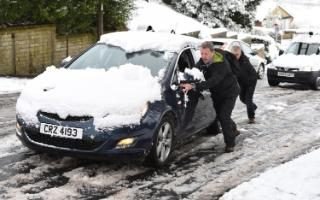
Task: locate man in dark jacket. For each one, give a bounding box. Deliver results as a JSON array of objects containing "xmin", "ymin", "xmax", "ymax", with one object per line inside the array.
[
  {"xmin": 231, "ymin": 43, "xmax": 258, "ymax": 124},
  {"xmin": 180, "ymin": 41, "xmax": 240, "ymax": 153}
]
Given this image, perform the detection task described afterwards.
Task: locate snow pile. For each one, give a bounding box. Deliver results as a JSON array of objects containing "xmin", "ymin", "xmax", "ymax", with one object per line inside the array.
[
  {"xmin": 273, "ymin": 54, "xmax": 320, "ymax": 71},
  {"xmin": 61, "ymin": 56, "xmax": 72, "ymax": 63},
  {"xmin": 0, "ymin": 77, "xmax": 30, "ymax": 94},
  {"xmin": 178, "ymin": 68, "xmax": 205, "ymax": 83},
  {"xmin": 99, "ymin": 31, "xmax": 200, "ymax": 53},
  {"xmin": 128, "ymin": 0, "xmax": 206, "ymax": 35},
  {"xmin": 127, "ymin": 0, "xmax": 227, "ymax": 39},
  {"xmin": 16, "ymin": 64, "xmax": 162, "ymax": 129},
  {"xmin": 184, "ymin": 68, "xmax": 205, "ymax": 81},
  {"xmin": 220, "ymin": 148, "xmax": 320, "ymax": 200}
]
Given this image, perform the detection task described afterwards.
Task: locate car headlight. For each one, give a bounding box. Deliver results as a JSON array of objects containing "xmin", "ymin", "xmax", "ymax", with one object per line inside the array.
[
  {"xmin": 16, "ymin": 122, "xmax": 23, "ymax": 136},
  {"xmin": 267, "ymin": 63, "xmax": 276, "ymax": 69},
  {"xmin": 115, "ymin": 138, "xmax": 136, "ymax": 149}
]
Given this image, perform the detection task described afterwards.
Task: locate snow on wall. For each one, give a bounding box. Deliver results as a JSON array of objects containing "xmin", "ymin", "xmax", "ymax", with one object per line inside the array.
[{"xmin": 16, "ymin": 64, "xmax": 162, "ymax": 129}]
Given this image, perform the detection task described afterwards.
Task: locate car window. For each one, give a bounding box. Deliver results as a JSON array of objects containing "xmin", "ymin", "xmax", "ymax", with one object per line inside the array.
[
  {"xmin": 306, "ymin": 44, "xmax": 320, "ymax": 55},
  {"xmin": 286, "ymin": 42, "xmax": 320, "ymax": 55},
  {"xmin": 171, "ymin": 49, "xmax": 195, "ymax": 84},
  {"xmin": 240, "ymin": 42, "xmax": 254, "ymax": 55},
  {"xmin": 286, "ymin": 42, "xmax": 300, "ymax": 54},
  {"xmin": 211, "ymin": 41, "xmax": 225, "ymax": 49},
  {"xmin": 300, "ymin": 43, "xmax": 320, "ymax": 55},
  {"xmin": 177, "ymin": 49, "xmax": 195, "ymax": 72},
  {"xmin": 67, "ymin": 44, "xmax": 170, "ymax": 76}
]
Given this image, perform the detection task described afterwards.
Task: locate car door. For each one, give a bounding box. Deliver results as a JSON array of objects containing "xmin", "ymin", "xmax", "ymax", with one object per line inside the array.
[
  {"xmin": 190, "ymin": 48, "xmax": 216, "ymax": 132},
  {"xmin": 170, "ymin": 48, "xmax": 205, "ymax": 137}
]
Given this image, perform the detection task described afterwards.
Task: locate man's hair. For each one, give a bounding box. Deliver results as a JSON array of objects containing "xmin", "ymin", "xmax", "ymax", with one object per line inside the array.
[{"xmin": 201, "ymin": 41, "xmax": 215, "ymax": 52}]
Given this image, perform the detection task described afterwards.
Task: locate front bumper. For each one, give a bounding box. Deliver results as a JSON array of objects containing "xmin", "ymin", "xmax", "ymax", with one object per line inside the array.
[
  {"xmin": 267, "ymin": 68, "xmax": 320, "ymax": 84},
  {"xmin": 16, "ymin": 113, "xmax": 159, "ymax": 161}
]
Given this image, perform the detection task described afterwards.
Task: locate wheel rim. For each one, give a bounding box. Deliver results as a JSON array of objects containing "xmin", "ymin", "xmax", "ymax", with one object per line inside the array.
[
  {"xmin": 258, "ymin": 65, "xmax": 265, "ymax": 79},
  {"xmin": 156, "ymin": 122, "xmax": 173, "ymax": 163},
  {"xmin": 316, "ymin": 77, "xmax": 320, "ymax": 90}
]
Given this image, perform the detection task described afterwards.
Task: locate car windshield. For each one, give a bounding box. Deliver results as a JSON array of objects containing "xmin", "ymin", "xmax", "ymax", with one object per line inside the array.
[
  {"xmin": 286, "ymin": 42, "xmax": 320, "ymax": 55},
  {"xmin": 67, "ymin": 44, "xmax": 170, "ymax": 76}
]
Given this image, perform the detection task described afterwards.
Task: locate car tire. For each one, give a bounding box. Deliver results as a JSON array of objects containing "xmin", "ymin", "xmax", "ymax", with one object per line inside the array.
[
  {"xmin": 311, "ymin": 77, "xmax": 320, "ymax": 90},
  {"xmin": 257, "ymin": 64, "xmax": 265, "ymax": 79},
  {"xmin": 146, "ymin": 115, "xmax": 175, "ymax": 167},
  {"xmin": 268, "ymin": 79, "xmax": 279, "ymax": 87}
]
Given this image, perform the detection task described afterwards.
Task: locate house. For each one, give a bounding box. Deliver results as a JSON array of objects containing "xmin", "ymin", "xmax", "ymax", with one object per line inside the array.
[{"xmin": 255, "ymin": 5, "xmax": 294, "ymax": 30}]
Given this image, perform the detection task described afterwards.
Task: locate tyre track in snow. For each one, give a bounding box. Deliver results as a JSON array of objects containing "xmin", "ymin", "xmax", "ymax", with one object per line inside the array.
[{"xmin": 1, "ymin": 81, "xmax": 320, "ymax": 199}]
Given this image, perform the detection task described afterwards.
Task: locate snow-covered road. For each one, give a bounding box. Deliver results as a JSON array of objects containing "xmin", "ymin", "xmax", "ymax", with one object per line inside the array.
[{"xmin": 1, "ymin": 79, "xmax": 320, "ymax": 200}]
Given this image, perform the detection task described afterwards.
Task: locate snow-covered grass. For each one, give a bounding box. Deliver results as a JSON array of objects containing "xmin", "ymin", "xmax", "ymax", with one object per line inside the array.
[
  {"xmin": 220, "ymin": 147, "xmax": 320, "ymax": 200},
  {"xmin": 0, "ymin": 77, "xmax": 30, "ymax": 94},
  {"xmin": 16, "ymin": 64, "xmax": 162, "ymax": 129}
]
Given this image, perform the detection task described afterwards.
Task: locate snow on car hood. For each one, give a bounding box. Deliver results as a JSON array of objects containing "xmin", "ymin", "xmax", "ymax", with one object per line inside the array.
[
  {"xmin": 273, "ymin": 54, "xmax": 320, "ymax": 71},
  {"xmin": 16, "ymin": 64, "xmax": 162, "ymax": 129}
]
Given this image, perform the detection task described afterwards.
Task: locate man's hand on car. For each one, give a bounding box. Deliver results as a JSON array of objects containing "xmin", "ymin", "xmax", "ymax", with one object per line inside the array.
[{"xmin": 180, "ymin": 83, "xmax": 193, "ymax": 93}]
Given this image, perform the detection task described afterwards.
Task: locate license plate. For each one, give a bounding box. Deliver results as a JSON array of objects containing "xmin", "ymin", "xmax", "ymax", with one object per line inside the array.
[
  {"xmin": 277, "ymin": 72, "xmax": 295, "ymax": 77},
  {"xmin": 40, "ymin": 123, "xmax": 83, "ymax": 139}
]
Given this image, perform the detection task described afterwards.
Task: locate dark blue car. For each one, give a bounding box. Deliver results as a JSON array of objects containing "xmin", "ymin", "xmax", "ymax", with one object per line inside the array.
[{"xmin": 16, "ymin": 32, "xmax": 216, "ymax": 167}]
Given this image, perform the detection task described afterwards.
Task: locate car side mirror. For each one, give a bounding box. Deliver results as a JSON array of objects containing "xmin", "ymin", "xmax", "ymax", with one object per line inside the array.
[{"xmin": 279, "ymin": 50, "xmax": 284, "ymax": 56}]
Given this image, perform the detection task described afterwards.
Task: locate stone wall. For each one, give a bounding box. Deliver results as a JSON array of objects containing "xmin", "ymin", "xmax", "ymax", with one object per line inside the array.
[
  {"xmin": 0, "ymin": 25, "xmax": 96, "ymax": 76},
  {"xmin": 55, "ymin": 34, "xmax": 95, "ymax": 65}
]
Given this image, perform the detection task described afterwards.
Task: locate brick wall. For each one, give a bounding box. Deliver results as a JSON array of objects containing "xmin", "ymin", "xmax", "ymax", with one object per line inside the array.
[{"xmin": 0, "ymin": 25, "xmax": 96, "ymax": 76}]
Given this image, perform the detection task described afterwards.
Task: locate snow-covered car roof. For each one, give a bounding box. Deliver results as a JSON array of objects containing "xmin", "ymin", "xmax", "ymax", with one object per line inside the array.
[
  {"xmin": 292, "ymin": 35, "xmax": 320, "ymax": 44},
  {"xmin": 203, "ymin": 38, "xmax": 238, "ymax": 44},
  {"xmin": 238, "ymin": 33, "xmax": 276, "ymax": 44},
  {"xmin": 99, "ymin": 31, "xmax": 201, "ymax": 53}
]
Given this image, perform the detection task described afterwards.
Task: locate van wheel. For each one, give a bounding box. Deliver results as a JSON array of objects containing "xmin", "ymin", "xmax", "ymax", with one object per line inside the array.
[
  {"xmin": 268, "ymin": 79, "xmax": 279, "ymax": 87},
  {"xmin": 146, "ymin": 115, "xmax": 174, "ymax": 167},
  {"xmin": 311, "ymin": 77, "xmax": 320, "ymax": 90}
]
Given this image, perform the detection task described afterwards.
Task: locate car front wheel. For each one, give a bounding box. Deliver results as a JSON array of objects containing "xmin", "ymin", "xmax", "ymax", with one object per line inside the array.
[
  {"xmin": 268, "ymin": 79, "xmax": 279, "ymax": 87},
  {"xmin": 311, "ymin": 77, "xmax": 320, "ymax": 90},
  {"xmin": 146, "ymin": 115, "xmax": 174, "ymax": 167}
]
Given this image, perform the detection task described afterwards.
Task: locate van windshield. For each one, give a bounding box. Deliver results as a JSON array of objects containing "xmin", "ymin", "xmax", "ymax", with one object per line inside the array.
[{"xmin": 286, "ymin": 42, "xmax": 320, "ymax": 55}]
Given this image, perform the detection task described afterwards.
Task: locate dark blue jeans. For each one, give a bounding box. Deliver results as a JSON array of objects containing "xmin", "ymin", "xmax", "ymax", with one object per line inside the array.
[
  {"xmin": 212, "ymin": 95, "xmax": 238, "ymax": 147},
  {"xmin": 240, "ymin": 81, "xmax": 257, "ymax": 119}
]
